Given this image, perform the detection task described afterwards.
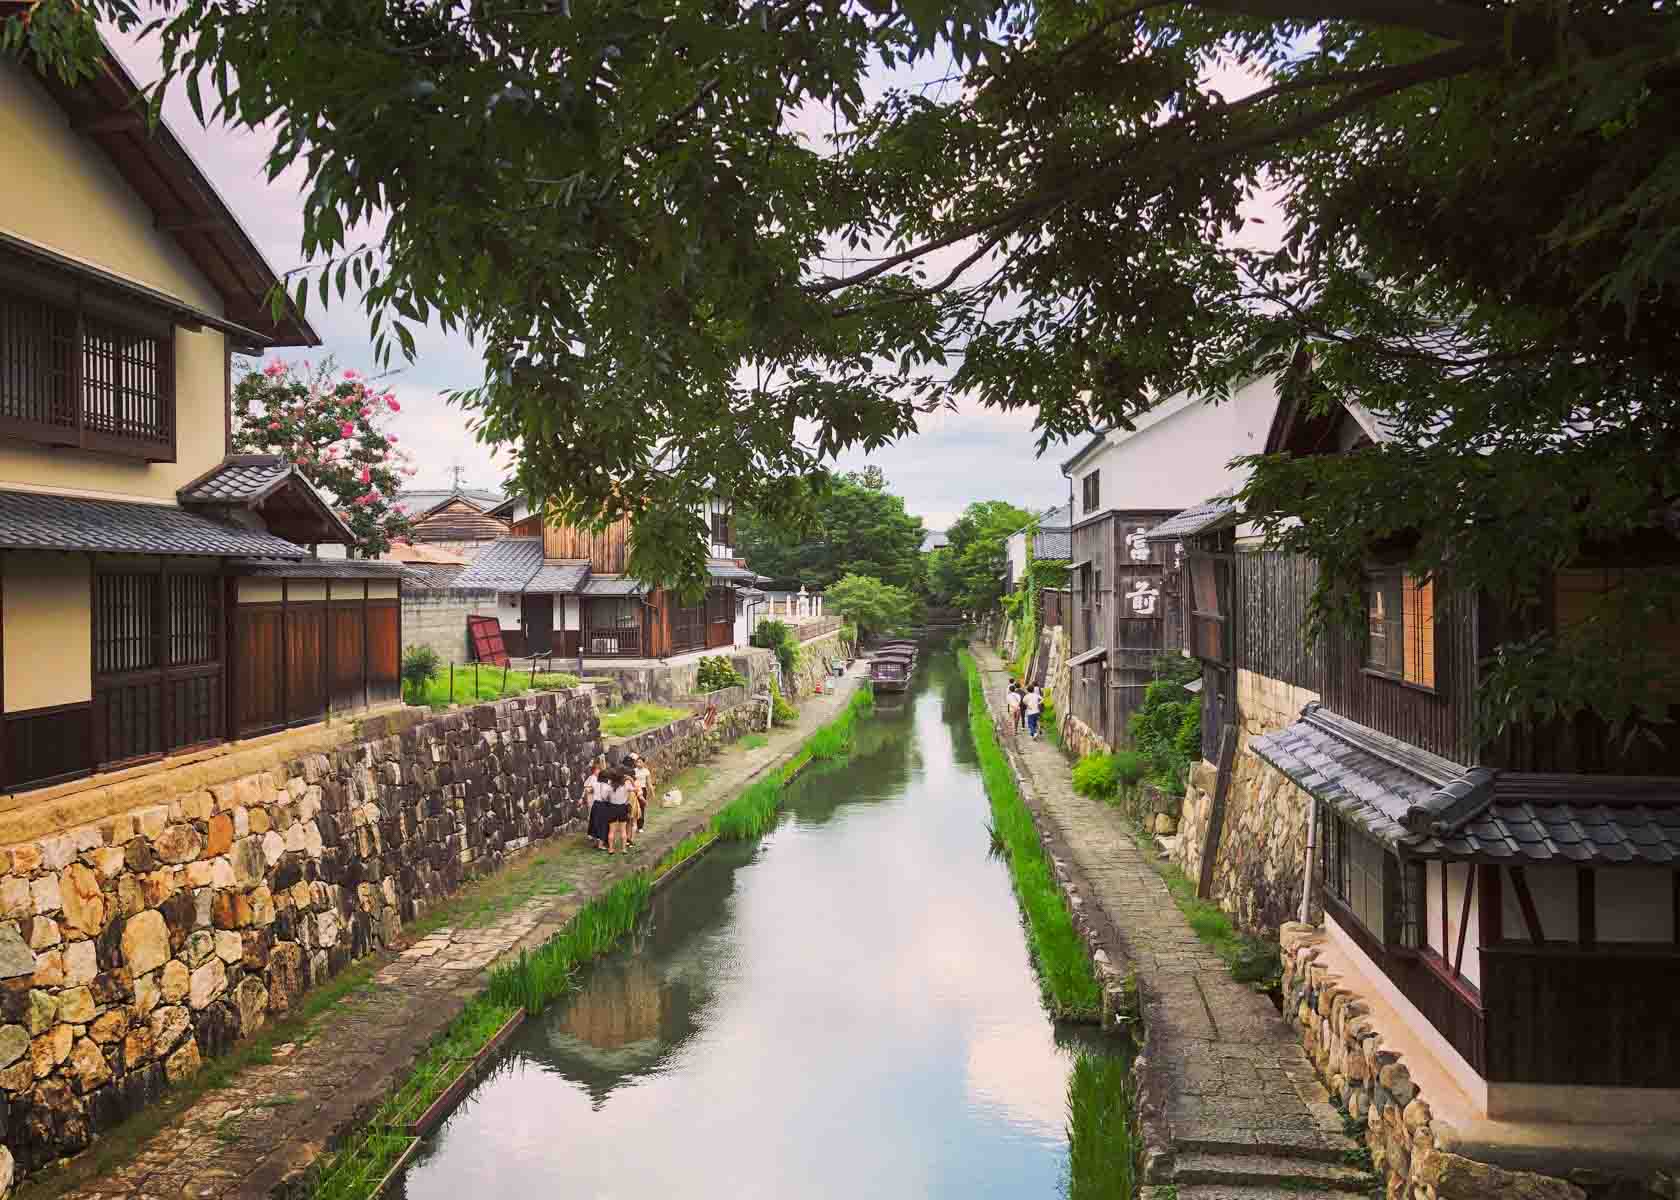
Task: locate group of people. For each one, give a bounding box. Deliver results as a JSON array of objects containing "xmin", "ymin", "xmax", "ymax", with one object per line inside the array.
[
  {"xmin": 1006, "ymin": 679, "xmax": 1046, "ymax": 739},
  {"xmin": 583, "ymin": 752, "xmax": 655, "ymax": 854}
]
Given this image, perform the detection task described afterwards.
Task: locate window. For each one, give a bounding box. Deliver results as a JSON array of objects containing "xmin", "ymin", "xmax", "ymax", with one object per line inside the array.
[
  {"xmin": 1365, "ymin": 569, "xmax": 1435, "ymax": 687},
  {"xmin": 93, "ymin": 568, "xmax": 224, "ymax": 766},
  {"xmin": 1325, "ymin": 813, "xmax": 1390, "ymax": 941},
  {"xmin": 0, "ymin": 284, "xmax": 174, "ymax": 460},
  {"xmin": 1079, "ymin": 564, "xmax": 1090, "ymax": 605},
  {"xmin": 1093, "ymin": 568, "xmax": 1103, "ymax": 609},
  {"xmin": 1187, "ymin": 552, "xmax": 1231, "ymax": 663},
  {"xmin": 1081, "ymin": 470, "xmax": 1101, "ymax": 513}
]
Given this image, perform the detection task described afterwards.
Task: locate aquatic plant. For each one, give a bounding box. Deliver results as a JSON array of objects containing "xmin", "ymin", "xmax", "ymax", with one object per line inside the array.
[
  {"xmin": 959, "ymin": 650, "xmax": 1103, "ymax": 1021},
  {"xmin": 711, "ymin": 686, "xmax": 874, "ymax": 841},
  {"xmin": 485, "ymin": 873, "xmax": 655, "ymax": 1014},
  {"xmin": 1062, "ymin": 1051, "xmax": 1138, "ymax": 1200}
]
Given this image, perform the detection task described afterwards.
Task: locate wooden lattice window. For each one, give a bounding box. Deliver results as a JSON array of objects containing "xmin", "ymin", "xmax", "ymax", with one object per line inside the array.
[
  {"xmin": 1186, "ymin": 552, "xmax": 1232, "ymax": 664},
  {"xmin": 710, "ymin": 510, "xmax": 733, "ymax": 546},
  {"xmin": 95, "ymin": 573, "xmax": 160, "ymax": 675},
  {"xmin": 1081, "ymin": 470, "xmax": 1101, "ymax": 513},
  {"xmin": 1365, "ymin": 569, "xmax": 1436, "ymax": 688},
  {"xmin": 94, "ymin": 568, "xmax": 223, "ymax": 765},
  {"xmin": 1326, "ymin": 814, "xmax": 1391, "ymax": 942},
  {"xmin": 0, "ymin": 282, "xmax": 173, "ymax": 459}
]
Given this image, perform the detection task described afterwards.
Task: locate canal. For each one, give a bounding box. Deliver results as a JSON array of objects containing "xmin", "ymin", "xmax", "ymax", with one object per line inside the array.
[{"xmin": 392, "ymin": 643, "xmax": 1127, "ymax": 1198}]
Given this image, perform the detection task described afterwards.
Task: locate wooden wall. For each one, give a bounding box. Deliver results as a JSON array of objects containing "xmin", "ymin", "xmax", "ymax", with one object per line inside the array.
[
  {"xmin": 231, "ymin": 586, "xmax": 400, "ymax": 738},
  {"xmin": 1233, "ymin": 550, "xmax": 1324, "ymax": 691},
  {"xmin": 513, "ymin": 513, "xmax": 633, "ymax": 575}
]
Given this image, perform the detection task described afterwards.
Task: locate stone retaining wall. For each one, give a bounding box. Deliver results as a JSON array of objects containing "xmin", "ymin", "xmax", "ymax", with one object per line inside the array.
[
  {"xmin": 587, "ymin": 648, "xmax": 775, "ymax": 705},
  {"xmin": 1175, "ymin": 669, "xmax": 1321, "ymax": 935},
  {"xmin": 1281, "ymin": 922, "xmax": 1589, "ymax": 1200},
  {"xmin": 606, "ymin": 690, "xmax": 765, "ymax": 783},
  {"xmin": 0, "ymin": 690, "xmax": 600, "ymax": 1178}
]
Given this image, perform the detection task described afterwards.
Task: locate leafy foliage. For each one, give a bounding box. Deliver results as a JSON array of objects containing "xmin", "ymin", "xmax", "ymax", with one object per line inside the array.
[
  {"xmin": 928, "ymin": 501, "xmax": 1034, "ymax": 614},
  {"xmin": 750, "ymin": 619, "xmax": 801, "ymax": 678},
  {"xmin": 768, "ymin": 675, "xmax": 799, "ymax": 727},
  {"xmin": 232, "ymin": 361, "xmax": 414, "ymax": 556},
  {"xmin": 824, "ymin": 572, "xmax": 918, "ymax": 640},
  {"xmin": 19, "ymin": 0, "xmax": 1680, "ymax": 725},
  {"xmin": 1071, "ymin": 751, "xmax": 1145, "ymax": 802},
  {"xmin": 400, "ymin": 645, "xmax": 439, "ymax": 699},
  {"xmin": 696, "ymin": 655, "xmax": 747, "ymax": 693},
  {"xmin": 736, "ymin": 470, "xmax": 928, "ymax": 593},
  {"xmin": 1128, "ymin": 657, "xmax": 1201, "ymax": 792}
]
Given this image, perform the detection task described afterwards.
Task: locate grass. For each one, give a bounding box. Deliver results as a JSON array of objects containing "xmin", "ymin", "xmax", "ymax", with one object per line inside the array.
[
  {"xmin": 485, "ymin": 874, "xmax": 655, "ymax": 1013},
  {"xmin": 598, "ymin": 702, "xmax": 687, "ymax": 737},
  {"xmin": 405, "ymin": 851, "xmax": 573, "ymax": 935},
  {"xmin": 1150, "ymin": 855, "xmax": 1282, "ymax": 990},
  {"xmin": 958, "ymin": 650, "xmax": 1103, "ymax": 1021},
  {"xmin": 741, "ymin": 732, "xmax": 770, "ymax": 750},
  {"xmin": 1063, "ymin": 1051, "xmax": 1139, "ymax": 1200},
  {"xmin": 709, "ymin": 687, "xmax": 874, "ymax": 842},
  {"xmin": 405, "ymin": 668, "xmax": 581, "ymax": 709}
]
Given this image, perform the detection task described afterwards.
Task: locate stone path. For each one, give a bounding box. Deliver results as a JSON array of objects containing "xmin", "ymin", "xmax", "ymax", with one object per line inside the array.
[
  {"xmin": 48, "ymin": 674, "xmax": 863, "ymax": 1200},
  {"xmin": 973, "ymin": 647, "xmax": 1371, "ymax": 1199}
]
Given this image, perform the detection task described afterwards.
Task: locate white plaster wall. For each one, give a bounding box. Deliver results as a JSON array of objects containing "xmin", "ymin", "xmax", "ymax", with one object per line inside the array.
[
  {"xmin": 1006, "ymin": 530, "xmax": 1028, "ymax": 583},
  {"xmin": 494, "ymin": 592, "xmax": 523, "ymax": 632},
  {"xmin": 1072, "ymin": 375, "xmax": 1278, "ymax": 513},
  {"xmin": 561, "ymin": 596, "xmax": 580, "ymax": 632},
  {"xmin": 733, "ymin": 596, "xmax": 751, "ymax": 648},
  {"xmin": 1503, "ymin": 865, "xmax": 1578, "ymax": 943},
  {"xmin": 1596, "ymin": 868, "xmax": 1673, "ymax": 942},
  {"xmin": 1424, "ymin": 861, "xmax": 1481, "ymax": 988}
]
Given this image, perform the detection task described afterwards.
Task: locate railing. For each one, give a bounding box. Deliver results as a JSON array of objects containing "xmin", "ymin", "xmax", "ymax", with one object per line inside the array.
[
  {"xmin": 584, "ymin": 626, "xmax": 642, "ymax": 657},
  {"xmin": 797, "ymin": 615, "xmax": 842, "ymax": 641}
]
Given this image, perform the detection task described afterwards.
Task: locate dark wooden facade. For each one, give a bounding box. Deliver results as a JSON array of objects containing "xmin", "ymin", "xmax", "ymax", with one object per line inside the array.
[
  {"xmin": 515, "ymin": 513, "xmax": 633, "ymax": 574},
  {"xmin": 1065, "ymin": 509, "xmax": 1181, "ymax": 747}
]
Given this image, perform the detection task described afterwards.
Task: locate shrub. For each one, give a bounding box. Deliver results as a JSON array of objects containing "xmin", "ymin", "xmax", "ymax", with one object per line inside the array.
[
  {"xmin": 401, "ymin": 645, "xmax": 440, "ymax": 700},
  {"xmin": 1128, "ymin": 664, "xmax": 1200, "ymax": 793},
  {"xmin": 696, "ymin": 655, "xmax": 747, "ymax": 692},
  {"xmin": 769, "ymin": 675, "xmax": 798, "ymax": 726},
  {"xmin": 750, "ymin": 618, "xmax": 800, "ymax": 677},
  {"xmin": 1071, "ymin": 750, "xmax": 1146, "ymax": 801}
]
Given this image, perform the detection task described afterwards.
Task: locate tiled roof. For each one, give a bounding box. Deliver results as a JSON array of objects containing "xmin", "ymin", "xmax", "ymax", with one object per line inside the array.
[
  {"xmin": 1144, "ymin": 495, "xmax": 1240, "ymax": 542},
  {"xmin": 1250, "ymin": 705, "xmax": 1460, "ymax": 845},
  {"xmin": 178, "ymin": 455, "xmax": 294, "ymax": 503},
  {"xmin": 228, "ymin": 558, "xmax": 414, "ymax": 581},
  {"xmin": 528, "ymin": 561, "xmax": 591, "ymax": 593},
  {"xmin": 399, "ymin": 487, "xmax": 506, "ymax": 513},
  {"xmin": 1067, "ymin": 645, "xmax": 1107, "ymax": 667},
  {"xmin": 1033, "ymin": 528, "xmax": 1072, "ymax": 562},
  {"xmin": 581, "ymin": 576, "xmax": 644, "ymax": 596},
  {"xmin": 0, "ymin": 490, "xmax": 307, "ymax": 558},
  {"xmin": 1416, "ymin": 775, "xmax": 1680, "ymax": 866},
  {"xmin": 452, "ymin": 538, "xmax": 544, "ymax": 591},
  {"xmin": 402, "ymin": 563, "xmax": 468, "ymax": 590},
  {"xmin": 706, "ymin": 561, "xmax": 758, "ymax": 581}
]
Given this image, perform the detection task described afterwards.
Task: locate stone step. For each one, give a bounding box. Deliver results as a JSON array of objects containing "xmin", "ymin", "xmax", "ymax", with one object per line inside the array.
[
  {"xmin": 1174, "ymin": 1131, "xmax": 1358, "ymax": 1165},
  {"xmin": 1150, "ymin": 1186, "xmax": 1366, "ymax": 1200},
  {"xmin": 1173, "ymin": 1151, "xmax": 1375, "ymax": 1192}
]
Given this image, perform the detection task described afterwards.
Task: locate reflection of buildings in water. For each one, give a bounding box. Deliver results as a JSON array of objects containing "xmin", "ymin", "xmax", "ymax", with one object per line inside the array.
[{"xmin": 557, "ymin": 957, "xmax": 667, "ymax": 1049}]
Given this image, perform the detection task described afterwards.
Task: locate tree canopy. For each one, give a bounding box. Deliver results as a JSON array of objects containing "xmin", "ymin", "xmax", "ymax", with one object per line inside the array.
[
  {"xmin": 928, "ymin": 500, "xmax": 1033, "ymax": 614},
  {"xmin": 825, "ymin": 572, "xmax": 919, "ymax": 638},
  {"xmin": 736, "ymin": 469, "xmax": 926, "ymax": 593},
  {"xmin": 14, "ymin": 0, "xmax": 1679, "ymax": 726}
]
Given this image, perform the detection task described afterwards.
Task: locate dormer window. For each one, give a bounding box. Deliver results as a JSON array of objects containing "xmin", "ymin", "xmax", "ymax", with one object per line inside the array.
[{"xmin": 1365, "ymin": 568, "xmax": 1436, "ymax": 688}]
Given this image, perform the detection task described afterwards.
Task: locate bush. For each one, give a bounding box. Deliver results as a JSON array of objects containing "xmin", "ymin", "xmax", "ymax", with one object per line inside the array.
[
  {"xmin": 769, "ymin": 675, "xmax": 798, "ymax": 726},
  {"xmin": 751, "ymin": 619, "xmax": 801, "ymax": 677},
  {"xmin": 696, "ymin": 655, "xmax": 747, "ymax": 692},
  {"xmin": 1071, "ymin": 750, "xmax": 1145, "ymax": 801},
  {"xmin": 1128, "ymin": 663, "xmax": 1201, "ymax": 793},
  {"xmin": 401, "ymin": 645, "xmax": 440, "ymax": 700}
]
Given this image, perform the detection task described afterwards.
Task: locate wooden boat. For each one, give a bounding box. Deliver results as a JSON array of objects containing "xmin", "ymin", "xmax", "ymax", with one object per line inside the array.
[{"xmin": 869, "ymin": 655, "xmax": 913, "ymax": 692}]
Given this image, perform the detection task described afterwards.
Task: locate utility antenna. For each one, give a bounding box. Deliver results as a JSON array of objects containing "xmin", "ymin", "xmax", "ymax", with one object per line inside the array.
[{"xmin": 449, "ymin": 462, "xmax": 466, "ymax": 491}]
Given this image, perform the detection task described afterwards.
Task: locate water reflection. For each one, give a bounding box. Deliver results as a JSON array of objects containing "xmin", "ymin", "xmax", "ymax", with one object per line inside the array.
[{"xmin": 394, "ymin": 642, "xmax": 1127, "ymax": 1200}]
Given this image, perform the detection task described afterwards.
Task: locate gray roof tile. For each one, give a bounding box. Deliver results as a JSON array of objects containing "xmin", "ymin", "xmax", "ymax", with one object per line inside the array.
[
  {"xmin": 0, "ymin": 490, "xmax": 308, "ymax": 558},
  {"xmin": 178, "ymin": 455, "xmax": 294, "ymax": 503},
  {"xmin": 228, "ymin": 558, "xmax": 414, "ymax": 581},
  {"xmin": 528, "ymin": 561, "xmax": 590, "ymax": 593},
  {"xmin": 1144, "ymin": 495, "xmax": 1240, "ymax": 542},
  {"xmin": 452, "ymin": 538, "xmax": 544, "ymax": 591},
  {"xmin": 581, "ymin": 576, "xmax": 644, "ymax": 596}
]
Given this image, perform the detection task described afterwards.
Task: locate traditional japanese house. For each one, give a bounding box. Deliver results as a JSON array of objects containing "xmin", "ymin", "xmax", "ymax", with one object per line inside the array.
[
  {"xmin": 1160, "ymin": 387, "xmax": 1680, "ymax": 1146},
  {"xmin": 400, "ymin": 487, "xmax": 509, "ymax": 557},
  {"xmin": 0, "ymin": 44, "xmax": 403, "ymax": 796},
  {"xmin": 454, "ymin": 495, "xmax": 759, "ymax": 659},
  {"xmin": 1058, "ymin": 376, "xmax": 1277, "ymax": 751}
]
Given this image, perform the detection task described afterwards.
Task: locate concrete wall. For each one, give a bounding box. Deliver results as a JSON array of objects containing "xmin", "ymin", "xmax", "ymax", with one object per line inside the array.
[
  {"xmin": 0, "ymin": 63, "xmax": 230, "ymax": 504},
  {"xmin": 2, "ymin": 554, "xmax": 93, "ymax": 713},
  {"xmin": 401, "ymin": 588, "xmax": 499, "ymax": 665},
  {"xmin": 0, "ymin": 689, "xmax": 600, "ymax": 1175},
  {"xmin": 1175, "ymin": 669, "xmax": 1322, "ymax": 935}
]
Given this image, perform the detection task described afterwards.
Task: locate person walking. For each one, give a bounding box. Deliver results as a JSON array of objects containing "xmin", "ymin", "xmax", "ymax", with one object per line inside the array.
[
  {"xmin": 585, "ymin": 756, "xmax": 611, "ymax": 850},
  {"xmin": 1024, "ymin": 683, "xmax": 1044, "ymax": 740},
  {"xmin": 1006, "ymin": 681, "xmax": 1023, "ymax": 734},
  {"xmin": 633, "ymin": 754, "xmax": 654, "ymax": 831}
]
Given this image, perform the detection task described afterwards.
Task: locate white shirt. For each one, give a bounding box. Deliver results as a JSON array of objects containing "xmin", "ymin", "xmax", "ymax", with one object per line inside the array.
[
  {"xmin": 1024, "ymin": 692, "xmax": 1043, "ymax": 715},
  {"xmin": 1007, "ymin": 691, "xmax": 1022, "ymax": 711}
]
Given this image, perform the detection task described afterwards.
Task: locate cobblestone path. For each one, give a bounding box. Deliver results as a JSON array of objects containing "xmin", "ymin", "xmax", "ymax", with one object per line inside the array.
[
  {"xmin": 972, "ymin": 646, "xmax": 1371, "ymax": 1199},
  {"xmin": 51, "ymin": 676, "xmax": 862, "ymax": 1200}
]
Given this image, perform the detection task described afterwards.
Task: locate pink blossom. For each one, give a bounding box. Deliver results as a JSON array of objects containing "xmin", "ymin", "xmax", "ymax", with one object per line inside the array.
[
  {"xmin": 387, "ymin": 397, "xmax": 401, "ymax": 412},
  {"xmin": 295, "ymin": 457, "xmax": 309, "ymax": 467},
  {"xmin": 267, "ymin": 421, "xmax": 281, "ymax": 431},
  {"xmin": 360, "ymin": 467, "xmax": 372, "ymax": 484},
  {"xmin": 388, "ymin": 435, "xmax": 399, "ymax": 444},
  {"xmin": 263, "ymin": 360, "xmax": 287, "ymax": 378},
  {"xmin": 343, "ymin": 368, "xmax": 360, "ymax": 381},
  {"xmin": 339, "ymin": 421, "xmax": 355, "ymax": 438},
  {"xmin": 359, "ymin": 407, "xmax": 372, "ymax": 418}
]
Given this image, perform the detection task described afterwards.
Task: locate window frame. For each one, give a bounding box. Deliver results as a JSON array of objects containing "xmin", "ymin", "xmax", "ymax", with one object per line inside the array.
[
  {"xmin": 1363, "ymin": 566, "xmax": 1440, "ymax": 693},
  {"xmin": 1081, "ymin": 470, "xmax": 1101, "ymax": 513},
  {"xmin": 710, "ymin": 509, "xmax": 733, "ymax": 547},
  {"xmin": 1185, "ymin": 549, "xmax": 1233, "ymax": 666},
  {"xmin": 1323, "ymin": 812, "xmax": 1395, "ymax": 945},
  {"xmin": 0, "ymin": 276, "xmax": 177, "ymax": 463}
]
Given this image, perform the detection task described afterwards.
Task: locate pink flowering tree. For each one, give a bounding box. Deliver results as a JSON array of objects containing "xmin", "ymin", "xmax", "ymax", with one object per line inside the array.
[{"xmin": 231, "ymin": 358, "xmax": 416, "ymax": 556}]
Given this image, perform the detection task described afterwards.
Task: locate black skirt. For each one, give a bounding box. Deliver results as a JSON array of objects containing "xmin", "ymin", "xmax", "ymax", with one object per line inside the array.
[{"xmin": 588, "ymin": 800, "xmax": 614, "ymax": 842}]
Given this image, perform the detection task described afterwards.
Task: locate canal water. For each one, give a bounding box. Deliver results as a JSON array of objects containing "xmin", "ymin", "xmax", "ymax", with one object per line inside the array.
[{"xmin": 393, "ymin": 643, "xmax": 1124, "ymax": 1199}]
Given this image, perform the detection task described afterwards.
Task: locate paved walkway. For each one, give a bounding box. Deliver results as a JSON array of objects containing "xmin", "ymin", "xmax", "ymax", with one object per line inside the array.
[
  {"xmin": 51, "ymin": 675, "xmax": 863, "ymax": 1200},
  {"xmin": 973, "ymin": 647, "xmax": 1368, "ymax": 1198}
]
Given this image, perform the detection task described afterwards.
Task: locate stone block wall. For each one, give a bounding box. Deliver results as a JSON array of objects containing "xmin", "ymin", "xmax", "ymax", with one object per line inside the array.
[
  {"xmin": 1281, "ymin": 923, "xmax": 1589, "ymax": 1200},
  {"xmin": 0, "ymin": 690, "xmax": 600, "ymax": 1176},
  {"xmin": 1174, "ymin": 669, "xmax": 1321, "ymax": 935},
  {"xmin": 587, "ymin": 648, "xmax": 775, "ymax": 705},
  {"xmin": 402, "ymin": 587, "xmax": 499, "ymax": 665},
  {"xmin": 607, "ymin": 691, "xmax": 765, "ymax": 784},
  {"xmin": 785, "ymin": 631, "xmax": 849, "ymax": 698}
]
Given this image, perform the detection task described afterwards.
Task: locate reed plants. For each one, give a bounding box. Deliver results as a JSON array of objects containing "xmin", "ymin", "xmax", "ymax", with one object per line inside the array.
[
  {"xmin": 959, "ymin": 650, "xmax": 1102, "ymax": 1021},
  {"xmin": 485, "ymin": 873, "xmax": 654, "ymax": 1014},
  {"xmin": 709, "ymin": 686, "xmax": 874, "ymax": 842},
  {"xmin": 1062, "ymin": 1051, "xmax": 1138, "ymax": 1199}
]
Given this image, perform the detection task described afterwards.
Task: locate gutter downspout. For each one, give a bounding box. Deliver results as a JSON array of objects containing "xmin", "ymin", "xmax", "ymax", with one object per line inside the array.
[{"xmin": 1299, "ymin": 798, "xmax": 1320, "ymax": 925}]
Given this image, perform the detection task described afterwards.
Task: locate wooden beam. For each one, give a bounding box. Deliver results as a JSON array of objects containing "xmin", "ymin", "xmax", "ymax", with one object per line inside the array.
[
  {"xmin": 73, "ymin": 111, "xmax": 147, "ymax": 135},
  {"xmin": 1509, "ymin": 866, "xmax": 1545, "ymax": 945},
  {"xmin": 1196, "ymin": 721, "xmax": 1239, "ymax": 900},
  {"xmin": 1453, "ymin": 862, "xmax": 1476, "ymax": 976},
  {"xmin": 1578, "ymin": 868, "xmax": 1596, "ymax": 948},
  {"xmin": 1440, "ymin": 857, "xmax": 1449, "ymax": 954},
  {"xmin": 156, "ymin": 213, "xmax": 230, "ymax": 234}
]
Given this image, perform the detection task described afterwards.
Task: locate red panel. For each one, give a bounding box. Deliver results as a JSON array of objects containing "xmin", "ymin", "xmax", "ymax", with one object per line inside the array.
[{"xmin": 468, "ymin": 614, "xmax": 509, "ymax": 666}]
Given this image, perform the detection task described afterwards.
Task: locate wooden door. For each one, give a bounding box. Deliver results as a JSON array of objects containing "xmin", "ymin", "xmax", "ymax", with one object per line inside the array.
[{"xmin": 524, "ymin": 594, "xmax": 554, "ymax": 655}]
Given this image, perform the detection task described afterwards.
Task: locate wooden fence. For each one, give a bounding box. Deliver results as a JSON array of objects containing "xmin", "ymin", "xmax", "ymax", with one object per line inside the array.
[{"xmin": 231, "ymin": 585, "xmax": 400, "ymax": 738}]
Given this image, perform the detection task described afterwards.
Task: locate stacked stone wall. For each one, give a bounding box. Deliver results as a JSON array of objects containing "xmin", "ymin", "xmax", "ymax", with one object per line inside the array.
[
  {"xmin": 1175, "ymin": 669, "xmax": 1321, "ymax": 935},
  {"xmin": 607, "ymin": 689, "xmax": 765, "ymax": 782},
  {"xmin": 1281, "ymin": 923, "xmax": 1594, "ymax": 1200},
  {"xmin": 586, "ymin": 648, "xmax": 775, "ymax": 704},
  {"xmin": 0, "ymin": 690, "xmax": 600, "ymax": 1176}
]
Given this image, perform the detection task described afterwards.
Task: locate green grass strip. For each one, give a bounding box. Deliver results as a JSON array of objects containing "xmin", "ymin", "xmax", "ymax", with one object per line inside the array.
[
  {"xmin": 1062, "ymin": 1050, "xmax": 1139, "ymax": 1199},
  {"xmin": 959, "ymin": 650, "xmax": 1102, "ymax": 1021},
  {"xmin": 709, "ymin": 686, "xmax": 874, "ymax": 841}
]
